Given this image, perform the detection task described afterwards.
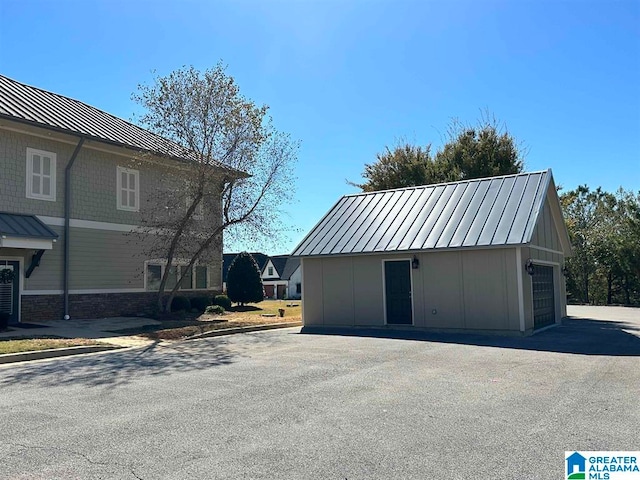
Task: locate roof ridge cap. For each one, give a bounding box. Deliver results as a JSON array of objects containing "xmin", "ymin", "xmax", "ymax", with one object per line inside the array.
[{"xmin": 344, "ymin": 170, "xmax": 550, "ymax": 198}]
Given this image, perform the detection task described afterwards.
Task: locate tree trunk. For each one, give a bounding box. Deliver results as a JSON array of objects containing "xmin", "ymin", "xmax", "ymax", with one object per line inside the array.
[
  {"xmin": 584, "ymin": 274, "xmax": 589, "ymax": 304},
  {"xmin": 624, "ymin": 274, "xmax": 631, "ymax": 305},
  {"xmin": 607, "ymin": 271, "xmax": 613, "ymax": 305}
]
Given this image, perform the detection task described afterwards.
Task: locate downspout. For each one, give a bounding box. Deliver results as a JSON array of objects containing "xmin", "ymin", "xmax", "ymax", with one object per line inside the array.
[{"xmin": 63, "ymin": 137, "xmax": 85, "ymax": 320}]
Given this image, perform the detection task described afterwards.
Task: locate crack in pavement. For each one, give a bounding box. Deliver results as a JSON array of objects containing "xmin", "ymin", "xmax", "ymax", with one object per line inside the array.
[{"xmin": 6, "ymin": 442, "xmax": 143, "ymax": 479}]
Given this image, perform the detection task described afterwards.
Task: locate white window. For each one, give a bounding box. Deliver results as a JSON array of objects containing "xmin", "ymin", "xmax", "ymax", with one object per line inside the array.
[
  {"xmin": 117, "ymin": 166, "xmax": 139, "ymax": 211},
  {"xmin": 26, "ymin": 148, "xmax": 56, "ymax": 201},
  {"xmin": 145, "ymin": 262, "xmax": 209, "ymax": 291}
]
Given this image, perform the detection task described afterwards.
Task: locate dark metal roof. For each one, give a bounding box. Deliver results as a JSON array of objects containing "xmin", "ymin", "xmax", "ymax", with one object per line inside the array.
[
  {"xmin": 292, "ymin": 170, "xmax": 554, "ymax": 257},
  {"xmin": 281, "ymin": 257, "xmax": 301, "ymax": 280},
  {"xmin": 268, "ymin": 255, "xmax": 289, "ymax": 277},
  {"xmin": 0, "ymin": 212, "xmax": 58, "ymax": 239},
  {"xmin": 0, "ymin": 74, "xmax": 238, "ymax": 173}
]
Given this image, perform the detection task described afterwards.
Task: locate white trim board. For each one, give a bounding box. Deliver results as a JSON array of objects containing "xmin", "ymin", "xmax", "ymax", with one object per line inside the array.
[
  {"xmin": 516, "ymin": 247, "xmax": 525, "ymax": 332},
  {"xmin": 37, "ymin": 216, "xmax": 191, "ymax": 236},
  {"xmin": 0, "ymin": 256, "xmax": 24, "ymax": 323},
  {"xmin": 38, "ymin": 216, "xmax": 139, "ymax": 232},
  {"xmin": 527, "ymin": 245, "xmax": 564, "ymax": 256}
]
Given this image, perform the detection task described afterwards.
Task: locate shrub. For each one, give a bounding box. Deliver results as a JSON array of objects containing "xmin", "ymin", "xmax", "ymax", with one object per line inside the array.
[
  {"xmin": 191, "ymin": 296, "xmax": 211, "ymax": 312},
  {"xmin": 170, "ymin": 296, "xmax": 191, "ymax": 312},
  {"xmin": 205, "ymin": 305, "xmax": 225, "ymax": 315},
  {"xmin": 226, "ymin": 252, "xmax": 264, "ymax": 305},
  {"xmin": 213, "ymin": 294, "xmax": 232, "ymax": 311},
  {"xmin": 0, "ymin": 312, "xmax": 9, "ymax": 330}
]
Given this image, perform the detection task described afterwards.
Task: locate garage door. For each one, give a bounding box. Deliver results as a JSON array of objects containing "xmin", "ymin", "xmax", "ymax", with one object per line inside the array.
[{"xmin": 533, "ymin": 265, "xmax": 555, "ymax": 329}]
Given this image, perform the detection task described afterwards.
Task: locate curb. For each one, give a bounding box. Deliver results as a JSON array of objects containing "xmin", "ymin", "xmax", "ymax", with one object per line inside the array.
[
  {"xmin": 0, "ymin": 344, "xmax": 123, "ymax": 365},
  {"xmin": 0, "ymin": 322, "xmax": 303, "ymax": 365},
  {"xmin": 185, "ymin": 321, "xmax": 302, "ymax": 340}
]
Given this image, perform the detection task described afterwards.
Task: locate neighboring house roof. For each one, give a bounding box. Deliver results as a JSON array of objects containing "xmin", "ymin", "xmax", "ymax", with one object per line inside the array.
[
  {"xmin": 292, "ymin": 170, "xmax": 567, "ymax": 257},
  {"xmin": 281, "ymin": 257, "xmax": 300, "ymax": 280},
  {"xmin": 0, "ymin": 74, "xmax": 239, "ymax": 175},
  {"xmin": 222, "ymin": 253, "xmax": 270, "ymax": 282},
  {"xmin": 267, "ymin": 255, "xmax": 289, "ymax": 278},
  {"xmin": 0, "ymin": 212, "xmax": 58, "ymax": 239}
]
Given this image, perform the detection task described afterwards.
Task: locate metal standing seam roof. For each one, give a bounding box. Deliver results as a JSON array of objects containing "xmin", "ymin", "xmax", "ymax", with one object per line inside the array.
[
  {"xmin": 0, "ymin": 74, "xmax": 238, "ymax": 173},
  {"xmin": 291, "ymin": 170, "xmax": 553, "ymax": 257},
  {"xmin": 0, "ymin": 212, "xmax": 59, "ymax": 239}
]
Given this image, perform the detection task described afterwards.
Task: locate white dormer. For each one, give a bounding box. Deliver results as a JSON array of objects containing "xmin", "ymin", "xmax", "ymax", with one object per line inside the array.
[{"xmin": 261, "ymin": 259, "xmax": 280, "ymax": 280}]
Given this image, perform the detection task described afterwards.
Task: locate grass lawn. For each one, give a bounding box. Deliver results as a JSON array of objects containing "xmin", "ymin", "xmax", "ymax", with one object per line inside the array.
[
  {"xmin": 113, "ymin": 300, "xmax": 302, "ymax": 341},
  {"xmin": 0, "ymin": 337, "xmax": 106, "ymax": 355}
]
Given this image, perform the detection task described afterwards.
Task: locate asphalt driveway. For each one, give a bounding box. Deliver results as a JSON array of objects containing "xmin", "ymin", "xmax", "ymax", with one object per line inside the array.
[{"xmin": 0, "ymin": 306, "xmax": 638, "ymax": 479}]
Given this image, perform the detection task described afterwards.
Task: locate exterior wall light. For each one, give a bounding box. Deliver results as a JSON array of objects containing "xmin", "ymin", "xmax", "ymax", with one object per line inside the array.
[
  {"xmin": 412, "ymin": 255, "xmax": 420, "ymax": 269},
  {"xmin": 525, "ymin": 259, "xmax": 535, "ymax": 276}
]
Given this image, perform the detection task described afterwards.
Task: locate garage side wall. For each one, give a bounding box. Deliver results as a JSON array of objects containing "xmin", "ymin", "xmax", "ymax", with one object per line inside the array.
[
  {"xmin": 522, "ymin": 197, "xmax": 568, "ymax": 331},
  {"xmin": 302, "ymin": 248, "xmax": 521, "ymax": 332}
]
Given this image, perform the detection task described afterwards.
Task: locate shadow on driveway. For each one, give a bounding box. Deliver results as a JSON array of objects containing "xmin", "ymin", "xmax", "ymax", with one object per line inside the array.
[
  {"xmin": 0, "ymin": 337, "xmax": 240, "ymax": 388},
  {"xmin": 300, "ymin": 313, "xmax": 640, "ymax": 357}
]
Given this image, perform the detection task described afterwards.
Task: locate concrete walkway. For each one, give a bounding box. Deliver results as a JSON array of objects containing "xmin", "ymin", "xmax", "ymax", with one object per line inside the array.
[{"xmin": 0, "ymin": 316, "xmax": 160, "ymax": 348}]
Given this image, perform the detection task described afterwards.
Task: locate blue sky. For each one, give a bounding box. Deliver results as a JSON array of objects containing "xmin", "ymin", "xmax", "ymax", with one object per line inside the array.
[{"xmin": 1, "ymin": 0, "xmax": 638, "ymax": 255}]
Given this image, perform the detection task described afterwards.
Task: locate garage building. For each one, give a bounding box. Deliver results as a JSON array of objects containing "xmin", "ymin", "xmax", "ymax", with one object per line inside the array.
[{"xmin": 291, "ymin": 170, "xmax": 571, "ymax": 335}]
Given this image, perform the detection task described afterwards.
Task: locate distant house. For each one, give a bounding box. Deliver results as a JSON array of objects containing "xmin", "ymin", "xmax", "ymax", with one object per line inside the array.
[
  {"xmin": 281, "ymin": 257, "xmax": 301, "ymax": 300},
  {"xmin": 261, "ymin": 255, "xmax": 289, "ymax": 299},
  {"xmin": 0, "ymin": 75, "xmax": 227, "ymax": 325},
  {"xmin": 222, "ymin": 252, "xmax": 302, "ymax": 300},
  {"xmin": 292, "ymin": 170, "xmax": 571, "ymax": 335}
]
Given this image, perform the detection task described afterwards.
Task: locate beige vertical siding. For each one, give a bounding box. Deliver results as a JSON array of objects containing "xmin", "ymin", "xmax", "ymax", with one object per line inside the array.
[
  {"xmin": 352, "ymin": 256, "xmax": 385, "ymax": 326},
  {"xmin": 302, "ymin": 247, "xmax": 522, "ymax": 333},
  {"xmin": 418, "ymin": 251, "xmax": 464, "ymax": 329},
  {"xmin": 530, "ymin": 201, "xmax": 563, "ymax": 253},
  {"xmin": 521, "ymin": 199, "xmax": 568, "ymax": 331},
  {"xmin": 321, "ymin": 257, "xmax": 355, "ymax": 325},
  {"xmin": 302, "ymin": 258, "xmax": 325, "ymax": 325}
]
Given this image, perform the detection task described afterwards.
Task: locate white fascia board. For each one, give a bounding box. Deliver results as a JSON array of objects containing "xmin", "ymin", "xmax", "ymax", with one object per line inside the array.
[{"xmin": 0, "ymin": 237, "xmax": 55, "ymax": 250}]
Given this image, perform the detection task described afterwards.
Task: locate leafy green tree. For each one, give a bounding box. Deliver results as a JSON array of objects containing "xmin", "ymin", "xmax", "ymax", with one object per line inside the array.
[
  {"xmin": 226, "ymin": 252, "xmax": 264, "ymax": 306},
  {"xmin": 352, "ymin": 116, "xmax": 524, "ymax": 191},
  {"xmin": 350, "ymin": 143, "xmax": 436, "ymax": 192},
  {"xmin": 434, "ymin": 117, "xmax": 524, "ymax": 182},
  {"xmin": 561, "ymin": 186, "xmax": 640, "ymax": 305}
]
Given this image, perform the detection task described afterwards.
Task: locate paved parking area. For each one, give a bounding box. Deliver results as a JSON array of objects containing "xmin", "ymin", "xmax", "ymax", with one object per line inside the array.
[{"xmin": 0, "ymin": 306, "xmax": 638, "ymax": 479}]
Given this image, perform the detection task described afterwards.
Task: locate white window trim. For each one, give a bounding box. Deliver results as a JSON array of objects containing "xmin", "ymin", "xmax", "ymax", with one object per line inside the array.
[
  {"xmin": 144, "ymin": 260, "xmax": 210, "ymax": 291},
  {"xmin": 116, "ymin": 166, "xmax": 140, "ymax": 212},
  {"xmin": 26, "ymin": 147, "xmax": 57, "ymax": 201}
]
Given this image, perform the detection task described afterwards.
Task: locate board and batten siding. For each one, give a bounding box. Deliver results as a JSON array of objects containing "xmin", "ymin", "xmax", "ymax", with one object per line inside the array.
[
  {"xmin": 519, "ymin": 203, "xmax": 567, "ymax": 330},
  {"xmin": 302, "ymin": 247, "xmax": 522, "ymax": 333},
  {"xmin": 529, "ymin": 200, "xmax": 563, "ymax": 254}
]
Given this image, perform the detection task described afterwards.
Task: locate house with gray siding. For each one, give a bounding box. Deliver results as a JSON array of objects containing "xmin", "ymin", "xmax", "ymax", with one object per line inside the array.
[
  {"xmin": 0, "ymin": 75, "xmax": 227, "ymax": 324},
  {"xmin": 292, "ymin": 170, "xmax": 571, "ymax": 335}
]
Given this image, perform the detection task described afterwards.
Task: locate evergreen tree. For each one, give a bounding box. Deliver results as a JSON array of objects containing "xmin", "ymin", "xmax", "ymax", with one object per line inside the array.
[{"xmin": 226, "ymin": 252, "xmax": 264, "ymax": 305}]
